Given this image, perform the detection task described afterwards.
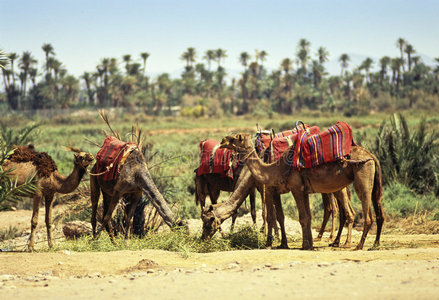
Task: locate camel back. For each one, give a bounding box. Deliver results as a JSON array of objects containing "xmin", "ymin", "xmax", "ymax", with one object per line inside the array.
[
  {"xmin": 95, "ymin": 136, "xmax": 139, "ymax": 181},
  {"xmin": 8, "ymin": 145, "xmax": 57, "ymax": 177},
  {"xmin": 195, "ymin": 139, "xmax": 238, "ymax": 179},
  {"xmin": 291, "ymin": 121, "xmax": 354, "ymax": 169},
  {"xmin": 255, "ymin": 125, "xmax": 320, "ymax": 163}
]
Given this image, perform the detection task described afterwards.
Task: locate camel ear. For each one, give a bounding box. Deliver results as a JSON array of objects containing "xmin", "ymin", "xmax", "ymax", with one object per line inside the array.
[
  {"xmin": 208, "ymin": 205, "xmax": 213, "ymax": 212},
  {"xmin": 238, "ymin": 134, "xmax": 243, "ymax": 142},
  {"xmin": 209, "ymin": 216, "xmax": 215, "ymax": 222}
]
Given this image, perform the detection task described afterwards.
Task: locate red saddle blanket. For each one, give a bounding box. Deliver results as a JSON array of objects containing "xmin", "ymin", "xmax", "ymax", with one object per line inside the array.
[
  {"xmin": 256, "ymin": 126, "xmax": 320, "ymax": 163},
  {"xmin": 291, "ymin": 121, "xmax": 354, "ymax": 169},
  {"xmin": 95, "ymin": 136, "xmax": 136, "ymax": 181},
  {"xmin": 196, "ymin": 139, "xmax": 237, "ymax": 179}
]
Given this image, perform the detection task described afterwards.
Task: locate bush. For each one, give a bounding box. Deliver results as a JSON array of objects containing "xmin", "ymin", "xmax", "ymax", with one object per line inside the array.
[{"xmin": 373, "ymin": 113, "xmax": 439, "ymax": 195}]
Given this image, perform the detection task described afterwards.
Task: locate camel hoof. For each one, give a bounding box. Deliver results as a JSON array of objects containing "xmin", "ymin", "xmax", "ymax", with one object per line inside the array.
[
  {"xmin": 276, "ymin": 244, "xmax": 290, "ymax": 249},
  {"xmin": 313, "ymin": 237, "xmax": 322, "ymax": 242},
  {"xmin": 341, "ymin": 243, "xmax": 351, "ymax": 249},
  {"xmin": 329, "ymin": 242, "xmax": 340, "ymax": 247}
]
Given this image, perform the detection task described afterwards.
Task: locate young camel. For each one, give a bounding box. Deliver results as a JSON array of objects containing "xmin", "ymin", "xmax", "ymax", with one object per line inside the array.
[
  {"xmin": 2, "ymin": 145, "xmax": 94, "ymax": 251},
  {"xmin": 218, "ymin": 133, "xmax": 384, "ymax": 250},
  {"xmin": 90, "ymin": 145, "xmax": 186, "ymax": 240}
]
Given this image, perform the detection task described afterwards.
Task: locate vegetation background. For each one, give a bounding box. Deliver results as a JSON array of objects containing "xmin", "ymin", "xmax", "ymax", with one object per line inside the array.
[{"xmin": 1, "ymin": 35, "xmax": 439, "ymax": 251}]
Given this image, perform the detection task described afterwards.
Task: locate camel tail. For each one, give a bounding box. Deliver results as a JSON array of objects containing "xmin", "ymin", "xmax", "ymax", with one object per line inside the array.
[{"xmin": 371, "ymin": 153, "xmax": 385, "ymax": 247}]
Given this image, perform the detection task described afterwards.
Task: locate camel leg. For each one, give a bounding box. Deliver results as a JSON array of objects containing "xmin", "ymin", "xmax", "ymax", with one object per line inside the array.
[
  {"xmin": 264, "ymin": 190, "xmax": 276, "ymax": 248},
  {"xmin": 102, "ymin": 193, "xmax": 121, "ymax": 243},
  {"xmin": 272, "ymin": 190, "xmax": 288, "ymax": 249},
  {"xmin": 44, "ymin": 193, "xmax": 55, "ymax": 248},
  {"xmin": 259, "ymin": 185, "xmax": 267, "ymax": 233},
  {"xmin": 90, "ymin": 174, "xmax": 101, "ymax": 238},
  {"xmin": 329, "ymin": 194, "xmax": 339, "ymax": 242},
  {"xmin": 28, "ymin": 194, "xmax": 42, "ymax": 251},
  {"xmin": 330, "ymin": 203, "xmax": 346, "ymax": 248},
  {"xmin": 195, "ymin": 175, "xmax": 208, "ymax": 210},
  {"xmin": 334, "ymin": 189, "xmax": 355, "ymax": 248},
  {"xmin": 372, "ymin": 193, "xmax": 385, "ymax": 249},
  {"xmin": 101, "ymin": 192, "xmax": 112, "ymax": 235},
  {"xmin": 315, "ymin": 193, "xmax": 333, "ymax": 242},
  {"xmin": 292, "ymin": 190, "xmax": 313, "ymax": 250},
  {"xmin": 353, "ymin": 162, "xmax": 375, "ymax": 250},
  {"xmin": 123, "ymin": 194, "xmax": 140, "ymax": 240},
  {"xmin": 249, "ymin": 187, "xmax": 257, "ymax": 225}
]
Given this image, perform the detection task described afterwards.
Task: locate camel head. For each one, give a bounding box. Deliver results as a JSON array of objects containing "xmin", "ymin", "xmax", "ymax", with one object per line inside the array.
[
  {"xmin": 201, "ymin": 204, "xmax": 222, "ymax": 240},
  {"xmin": 66, "ymin": 146, "xmax": 95, "ymax": 169},
  {"xmin": 220, "ymin": 133, "xmax": 253, "ymax": 153}
]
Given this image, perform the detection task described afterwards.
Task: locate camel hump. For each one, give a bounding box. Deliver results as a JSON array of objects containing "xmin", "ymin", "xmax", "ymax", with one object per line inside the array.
[{"xmin": 9, "ymin": 145, "xmax": 58, "ymax": 177}]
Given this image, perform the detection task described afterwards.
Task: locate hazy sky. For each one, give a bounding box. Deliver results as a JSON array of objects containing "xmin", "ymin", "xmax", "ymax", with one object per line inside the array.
[{"xmin": 2, "ymin": 0, "xmax": 438, "ymax": 78}]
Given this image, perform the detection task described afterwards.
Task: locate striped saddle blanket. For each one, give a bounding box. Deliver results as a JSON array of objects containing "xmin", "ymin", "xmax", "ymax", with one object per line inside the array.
[
  {"xmin": 95, "ymin": 136, "xmax": 138, "ymax": 181},
  {"xmin": 291, "ymin": 121, "xmax": 354, "ymax": 169},
  {"xmin": 256, "ymin": 125, "xmax": 320, "ymax": 163},
  {"xmin": 196, "ymin": 139, "xmax": 237, "ymax": 179}
]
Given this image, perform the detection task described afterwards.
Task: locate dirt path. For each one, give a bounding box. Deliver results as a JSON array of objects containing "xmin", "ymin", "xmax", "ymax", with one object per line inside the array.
[
  {"xmin": 1, "ymin": 209, "xmax": 439, "ymax": 299},
  {"xmin": 1, "ymin": 235, "xmax": 439, "ymax": 299}
]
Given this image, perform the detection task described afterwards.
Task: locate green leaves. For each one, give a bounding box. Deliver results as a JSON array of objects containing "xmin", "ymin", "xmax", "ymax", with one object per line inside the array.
[{"xmin": 374, "ymin": 113, "xmax": 439, "ymax": 195}]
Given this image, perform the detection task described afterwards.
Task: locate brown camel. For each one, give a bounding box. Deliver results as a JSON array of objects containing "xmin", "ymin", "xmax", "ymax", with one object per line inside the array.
[
  {"xmin": 2, "ymin": 145, "xmax": 94, "ymax": 250},
  {"xmin": 216, "ymin": 133, "xmax": 384, "ymax": 250},
  {"xmin": 195, "ymin": 172, "xmax": 257, "ymax": 231},
  {"xmin": 254, "ymin": 127, "xmax": 355, "ymax": 248},
  {"xmin": 90, "ymin": 144, "xmax": 186, "ymax": 240}
]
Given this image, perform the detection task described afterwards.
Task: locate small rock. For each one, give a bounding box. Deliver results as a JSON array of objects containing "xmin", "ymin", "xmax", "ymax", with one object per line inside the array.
[
  {"xmin": 0, "ymin": 275, "xmax": 14, "ymax": 281},
  {"xmin": 146, "ymin": 269, "xmax": 155, "ymax": 274}
]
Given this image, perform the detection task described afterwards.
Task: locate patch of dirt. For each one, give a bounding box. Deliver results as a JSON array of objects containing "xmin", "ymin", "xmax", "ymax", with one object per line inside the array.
[{"xmin": 1, "ymin": 208, "xmax": 439, "ymax": 299}]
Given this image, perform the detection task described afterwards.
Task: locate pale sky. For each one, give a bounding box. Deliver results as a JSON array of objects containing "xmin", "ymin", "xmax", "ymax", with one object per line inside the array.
[{"xmin": 2, "ymin": 0, "xmax": 438, "ymax": 78}]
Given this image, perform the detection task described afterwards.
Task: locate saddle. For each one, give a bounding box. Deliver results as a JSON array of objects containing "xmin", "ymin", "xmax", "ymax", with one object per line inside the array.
[{"xmin": 95, "ymin": 136, "xmax": 138, "ymax": 181}]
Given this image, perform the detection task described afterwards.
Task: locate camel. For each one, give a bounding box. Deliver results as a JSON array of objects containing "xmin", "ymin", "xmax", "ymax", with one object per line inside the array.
[
  {"xmin": 200, "ymin": 130, "xmax": 355, "ymax": 249},
  {"xmin": 195, "ymin": 173, "xmax": 257, "ymax": 231},
  {"xmin": 216, "ymin": 133, "xmax": 384, "ymax": 250},
  {"xmin": 90, "ymin": 143, "xmax": 186, "ymax": 240},
  {"xmin": 2, "ymin": 145, "xmax": 94, "ymax": 251},
  {"xmin": 254, "ymin": 127, "xmax": 355, "ymax": 247}
]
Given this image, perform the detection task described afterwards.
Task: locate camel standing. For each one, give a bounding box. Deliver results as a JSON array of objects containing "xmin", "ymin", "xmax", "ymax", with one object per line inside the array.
[
  {"xmin": 2, "ymin": 145, "xmax": 94, "ymax": 250},
  {"xmin": 216, "ymin": 133, "xmax": 384, "ymax": 250}
]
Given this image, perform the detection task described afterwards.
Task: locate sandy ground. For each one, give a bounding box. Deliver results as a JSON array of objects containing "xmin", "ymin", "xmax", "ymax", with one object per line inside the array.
[{"xmin": 1, "ymin": 209, "xmax": 439, "ymax": 299}]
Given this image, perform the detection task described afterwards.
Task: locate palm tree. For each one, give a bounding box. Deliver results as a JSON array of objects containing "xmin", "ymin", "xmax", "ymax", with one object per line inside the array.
[
  {"xmin": 404, "ymin": 44, "xmax": 416, "ymax": 72},
  {"xmin": 338, "ymin": 53, "xmax": 350, "ymax": 77},
  {"xmin": 0, "ymin": 49, "xmax": 9, "ymax": 69},
  {"xmin": 256, "ymin": 50, "xmax": 268, "ymax": 67},
  {"xmin": 360, "ymin": 57, "xmax": 373, "ymax": 83},
  {"xmin": 140, "ymin": 52, "xmax": 150, "ymax": 76},
  {"xmin": 391, "ymin": 57, "xmax": 404, "ymax": 87},
  {"xmin": 181, "ymin": 47, "xmax": 197, "ymax": 69},
  {"xmin": 81, "ymin": 72, "xmax": 95, "ymax": 104},
  {"xmin": 296, "ymin": 38, "xmax": 310, "ymax": 74},
  {"xmin": 19, "ymin": 51, "xmax": 37, "ymax": 101},
  {"xmin": 317, "ymin": 47, "xmax": 329, "ymax": 65},
  {"xmin": 203, "ymin": 50, "xmax": 215, "ymax": 71},
  {"xmin": 42, "ymin": 43, "xmax": 54, "ymax": 76},
  {"xmin": 239, "ymin": 52, "xmax": 250, "ymax": 69},
  {"xmin": 280, "ymin": 58, "xmax": 292, "ymax": 74},
  {"xmin": 379, "ymin": 56, "xmax": 391, "ymax": 86},
  {"xmin": 396, "ymin": 38, "xmax": 407, "ymax": 71},
  {"xmin": 215, "ymin": 48, "xmax": 227, "ymax": 68},
  {"xmin": 122, "ymin": 54, "xmax": 131, "ymax": 73}
]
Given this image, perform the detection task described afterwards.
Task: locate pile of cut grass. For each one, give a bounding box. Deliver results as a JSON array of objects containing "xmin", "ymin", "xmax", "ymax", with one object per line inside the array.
[{"xmin": 45, "ymin": 225, "xmax": 266, "ymax": 256}]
